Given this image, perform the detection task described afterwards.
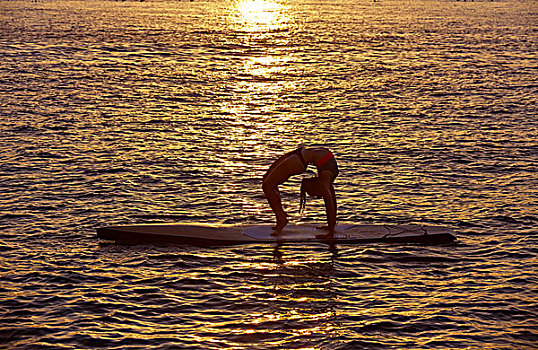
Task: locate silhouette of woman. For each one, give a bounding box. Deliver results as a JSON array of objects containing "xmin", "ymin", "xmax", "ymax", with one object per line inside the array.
[{"xmin": 262, "ymin": 146, "xmax": 338, "ymax": 238}]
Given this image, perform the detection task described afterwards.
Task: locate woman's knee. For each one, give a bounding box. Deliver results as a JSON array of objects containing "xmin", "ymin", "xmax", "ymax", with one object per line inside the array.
[{"xmin": 262, "ymin": 181, "xmax": 274, "ymax": 194}]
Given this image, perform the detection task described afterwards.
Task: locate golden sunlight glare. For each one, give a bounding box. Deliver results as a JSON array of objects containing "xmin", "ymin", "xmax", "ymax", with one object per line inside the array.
[{"xmin": 236, "ymin": 0, "xmax": 284, "ymax": 32}]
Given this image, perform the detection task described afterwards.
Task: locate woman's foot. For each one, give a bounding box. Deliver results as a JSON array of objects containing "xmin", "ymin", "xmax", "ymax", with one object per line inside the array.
[{"xmin": 271, "ymin": 218, "xmax": 288, "ymax": 235}]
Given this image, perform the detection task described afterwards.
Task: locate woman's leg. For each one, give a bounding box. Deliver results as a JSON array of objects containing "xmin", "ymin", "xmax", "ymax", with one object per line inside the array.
[
  {"xmin": 262, "ymin": 154, "xmax": 305, "ymax": 230},
  {"xmin": 262, "ymin": 181, "xmax": 288, "ymax": 228}
]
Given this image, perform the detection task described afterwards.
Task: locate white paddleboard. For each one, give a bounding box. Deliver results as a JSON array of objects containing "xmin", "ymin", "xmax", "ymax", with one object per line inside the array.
[{"xmin": 97, "ymin": 223, "xmax": 456, "ymax": 246}]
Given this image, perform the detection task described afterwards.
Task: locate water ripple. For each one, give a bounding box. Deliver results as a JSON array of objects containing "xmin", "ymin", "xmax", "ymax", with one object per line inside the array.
[{"xmin": 1, "ymin": 0, "xmax": 537, "ymax": 349}]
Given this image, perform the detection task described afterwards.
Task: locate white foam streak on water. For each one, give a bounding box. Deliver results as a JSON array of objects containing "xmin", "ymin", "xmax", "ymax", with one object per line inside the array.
[{"xmin": 0, "ymin": 0, "xmax": 537, "ymax": 349}]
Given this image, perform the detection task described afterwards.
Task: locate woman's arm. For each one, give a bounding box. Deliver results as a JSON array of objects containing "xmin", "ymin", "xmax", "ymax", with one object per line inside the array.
[{"xmin": 319, "ymin": 174, "xmax": 337, "ymax": 233}]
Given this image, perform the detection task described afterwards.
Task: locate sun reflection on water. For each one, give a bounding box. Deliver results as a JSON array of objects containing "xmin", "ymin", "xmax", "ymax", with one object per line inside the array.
[
  {"xmin": 235, "ymin": 0, "xmax": 289, "ymax": 33},
  {"xmin": 226, "ymin": 248, "xmax": 340, "ymax": 342},
  {"xmin": 219, "ymin": 0, "xmax": 303, "ymax": 221}
]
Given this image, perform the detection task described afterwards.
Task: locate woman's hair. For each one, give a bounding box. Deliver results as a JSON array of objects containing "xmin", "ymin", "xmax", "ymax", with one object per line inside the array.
[{"xmin": 300, "ymin": 177, "xmax": 323, "ymax": 213}]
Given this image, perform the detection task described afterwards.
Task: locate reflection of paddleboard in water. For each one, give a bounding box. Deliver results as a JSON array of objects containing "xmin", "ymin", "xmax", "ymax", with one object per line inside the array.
[{"xmin": 97, "ymin": 223, "xmax": 456, "ymax": 246}]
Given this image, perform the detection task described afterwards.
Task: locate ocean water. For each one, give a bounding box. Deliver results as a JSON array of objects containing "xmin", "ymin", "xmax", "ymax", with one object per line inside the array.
[{"xmin": 0, "ymin": 0, "xmax": 537, "ymax": 348}]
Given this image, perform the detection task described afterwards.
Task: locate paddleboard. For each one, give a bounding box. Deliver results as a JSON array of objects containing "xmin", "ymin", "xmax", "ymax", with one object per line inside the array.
[{"xmin": 96, "ymin": 223, "xmax": 456, "ymax": 246}]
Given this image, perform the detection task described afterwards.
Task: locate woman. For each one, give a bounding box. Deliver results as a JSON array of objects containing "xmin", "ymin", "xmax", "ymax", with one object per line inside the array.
[{"xmin": 262, "ymin": 146, "xmax": 339, "ymax": 238}]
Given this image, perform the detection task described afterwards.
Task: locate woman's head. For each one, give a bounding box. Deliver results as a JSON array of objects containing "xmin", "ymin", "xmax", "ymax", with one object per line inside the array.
[{"xmin": 300, "ymin": 177, "xmax": 323, "ymax": 213}]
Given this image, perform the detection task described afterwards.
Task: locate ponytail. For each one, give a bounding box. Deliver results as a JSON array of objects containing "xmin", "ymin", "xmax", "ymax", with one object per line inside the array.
[
  {"xmin": 300, "ymin": 177, "xmax": 323, "ymax": 213},
  {"xmin": 300, "ymin": 179, "xmax": 307, "ymax": 214}
]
